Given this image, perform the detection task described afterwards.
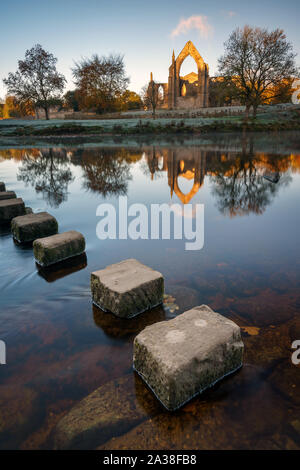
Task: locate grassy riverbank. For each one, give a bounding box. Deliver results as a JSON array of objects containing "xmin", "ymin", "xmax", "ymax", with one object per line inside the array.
[{"xmin": 1, "ymin": 106, "xmax": 299, "ymax": 138}]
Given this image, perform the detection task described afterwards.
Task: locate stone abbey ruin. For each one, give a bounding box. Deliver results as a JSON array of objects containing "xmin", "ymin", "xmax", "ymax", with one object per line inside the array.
[{"xmin": 148, "ymin": 40, "xmax": 210, "ymax": 110}]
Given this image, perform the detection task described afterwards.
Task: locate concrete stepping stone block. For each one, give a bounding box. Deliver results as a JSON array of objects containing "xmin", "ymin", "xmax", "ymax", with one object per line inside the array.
[
  {"xmin": 0, "ymin": 198, "xmax": 26, "ymax": 223},
  {"xmin": 33, "ymin": 230, "xmax": 85, "ymax": 267},
  {"xmin": 0, "ymin": 182, "xmax": 5, "ymax": 192},
  {"xmin": 11, "ymin": 211, "xmax": 58, "ymax": 243},
  {"xmin": 133, "ymin": 305, "xmax": 244, "ymax": 410},
  {"xmin": 91, "ymin": 258, "xmax": 164, "ymax": 318},
  {"xmin": 0, "ymin": 191, "xmax": 16, "ymax": 200}
]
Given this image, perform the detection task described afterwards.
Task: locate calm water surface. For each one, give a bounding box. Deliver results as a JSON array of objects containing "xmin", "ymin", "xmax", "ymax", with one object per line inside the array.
[{"xmin": 0, "ymin": 132, "xmax": 299, "ymax": 449}]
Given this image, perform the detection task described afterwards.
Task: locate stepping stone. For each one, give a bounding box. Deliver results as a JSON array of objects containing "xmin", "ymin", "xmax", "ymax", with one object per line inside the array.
[
  {"xmin": 133, "ymin": 305, "xmax": 244, "ymax": 410},
  {"xmin": 0, "ymin": 191, "xmax": 16, "ymax": 200},
  {"xmin": 0, "ymin": 182, "xmax": 5, "ymax": 192},
  {"xmin": 91, "ymin": 258, "xmax": 164, "ymax": 318},
  {"xmin": 11, "ymin": 212, "xmax": 58, "ymax": 243},
  {"xmin": 0, "ymin": 198, "xmax": 26, "ymax": 223},
  {"xmin": 33, "ymin": 230, "xmax": 85, "ymax": 267}
]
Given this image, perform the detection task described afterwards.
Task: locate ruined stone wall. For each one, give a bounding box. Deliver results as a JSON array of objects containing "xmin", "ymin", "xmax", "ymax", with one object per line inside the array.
[
  {"xmin": 167, "ymin": 41, "xmax": 209, "ymax": 110},
  {"xmin": 175, "ymin": 96, "xmax": 207, "ymax": 110}
]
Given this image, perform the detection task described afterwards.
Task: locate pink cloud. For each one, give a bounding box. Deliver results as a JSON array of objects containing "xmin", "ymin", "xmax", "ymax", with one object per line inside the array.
[{"xmin": 171, "ymin": 15, "xmax": 213, "ymax": 39}]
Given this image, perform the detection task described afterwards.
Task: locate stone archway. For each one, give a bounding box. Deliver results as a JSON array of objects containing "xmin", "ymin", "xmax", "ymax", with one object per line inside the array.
[
  {"xmin": 167, "ymin": 41, "xmax": 209, "ymax": 109},
  {"xmin": 173, "ymin": 178, "xmax": 201, "ymax": 204},
  {"xmin": 175, "ymin": 41, "xmax": 206, "ymax": 77}
]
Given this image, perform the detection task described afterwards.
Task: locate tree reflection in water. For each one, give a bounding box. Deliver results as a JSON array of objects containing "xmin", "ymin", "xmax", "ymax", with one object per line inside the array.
[
  {"xmin": 0, "ymin": 138, "xmax": 298, "ymax": 216},
  {"xmin": 141, "ymin": 138, "xmax": 295, "ymax": 216},
  {"xmin": 72, "ymin": 148, "xmax": 141, "ymax": 197},
  {"xmin": 210, "ymin": 157, "xmax": 291, "ymax": 217},
  {"xmin": 17, "ymin": 148, "xmax": 74, "ymax": 207},
  {"xmin": 208, "ymin": 136, "xmax": 292, "ymax": 216}
]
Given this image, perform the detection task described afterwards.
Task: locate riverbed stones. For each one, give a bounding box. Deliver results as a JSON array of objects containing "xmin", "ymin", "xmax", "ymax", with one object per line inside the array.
[
  {"xmin": 91, "ymin": 259, "xmax": 164, "ymax": 318},
  {"xmin": 11, "ymin": 212, "xmax": 58, "ymax": 243},
  {"xmin": 0, "ymin": 198, "xmax": 26, "ymax": 223},
  {"xmin": 0, "ymin": 385, "xmax": 38, "ymax": 450},
  {"xmin": 52, "ymin": 374, "xmax": 158, "ymax": 450},
  {"xmin": 33, "ymin": 230, "xmax": 85, "ymax": 267},
  {"xmin": 0, "ymin": 191, "xmax": 16, "ymax": 200},
  {"xmin": 133, "ymin": 305, "xmax": 244, "ymax": 410},
  {"xmin": 0, "ymin": 182, "xmax": 5, "ymax": 192}
]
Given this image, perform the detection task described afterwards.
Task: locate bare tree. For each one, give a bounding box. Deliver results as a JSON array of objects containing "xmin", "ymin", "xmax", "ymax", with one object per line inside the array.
[
  {"xmin": 142, "ymin": 77, "xmax": 163, "ymax": 119},
  {"xmin": 218, "ymin": 26, "xmax": 298, "ymax": 119},
  {"xmin": 3, "ymin": 44, "xmax": 66, "ymax": 120}
]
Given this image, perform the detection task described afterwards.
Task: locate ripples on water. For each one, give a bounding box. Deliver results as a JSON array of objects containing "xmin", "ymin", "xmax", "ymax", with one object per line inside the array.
[{"xmin": 0, "ymin": 132, "xmax": 299, "ymax": 449}]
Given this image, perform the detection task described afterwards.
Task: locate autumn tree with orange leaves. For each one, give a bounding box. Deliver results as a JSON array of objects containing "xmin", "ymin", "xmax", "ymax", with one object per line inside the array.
[
  {"xmin": 72, "ymin": 54, "xmax": 129, "ymax": 114},
  {"xmin": 218, "ymin": 26, "xmax": 298, "ymax": 119}
]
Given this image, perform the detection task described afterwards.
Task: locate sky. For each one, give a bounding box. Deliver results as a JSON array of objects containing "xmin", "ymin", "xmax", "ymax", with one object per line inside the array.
[{"xmin": 0, "ymin": 0, "xmax": 299, "ymax": 98}]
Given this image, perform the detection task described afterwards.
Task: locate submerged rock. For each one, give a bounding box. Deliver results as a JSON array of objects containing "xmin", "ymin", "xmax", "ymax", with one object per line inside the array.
[
  {"xmin": 243, "ymin": 321, "xmax": 293, "ymax": 368},
  {"xmin": 100, "ymin": 365, "xmax": 288, "ymax": 450},
  {"xmin": 269, "ymin": 360, "xmax": 300, "ymax": 405},
  {"xmin": 91, "ymin": 258, "xmax": 164, "ymax": 318},
  {"xmin": 133, "ymin": 305, "xmax": 244, "ymax": 410},
  {"xmin": 11, "ymin": 212, "xmax": 58, "ymax": 243},
  {"xmin": 166, "ymin": 284, "xmax": 200, "ymax": 313},
  {"xmin": 52, "ymin": 374, "xmax": 159, "ymax": 450},
  {"xmin": 0, "ymin": 385, "xmax": 38, "ymax": 450},
  {"xmin": 33, "ymin": 230, "xmax": 85, "ymax": 267},
  {"xmin": 232, "ymin": 288, "xmax": 297, "ymax": 326},
  {"xmin": 0, "ymin": 198, "xmax": 26, "ymax": 223}
]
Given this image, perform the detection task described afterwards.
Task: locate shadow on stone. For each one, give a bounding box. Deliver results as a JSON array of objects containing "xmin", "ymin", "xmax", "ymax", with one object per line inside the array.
[
  {"xmin": 36, "ymin": 252, "xmax": 87, "ymax": 282},
  {"xmin": 0, "ymin": 221, "xmax": 11, "ymax": 236},
  {"xmin": 13, "ymin": 237, "xmax": 34, "ymax": 250},
  {"xmin": 93, "ymin": 303, "xmax": 166, "ymax": 340}
]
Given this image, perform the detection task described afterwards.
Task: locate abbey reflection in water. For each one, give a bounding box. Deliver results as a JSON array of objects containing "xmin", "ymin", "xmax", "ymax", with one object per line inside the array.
[
  {"xmin": 143, "ymin": 146, "xmax": 294, "ymax": 216},
  {"xmin": 1, "ymin": 139, "xmax": 299, "ymax": 215}
]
